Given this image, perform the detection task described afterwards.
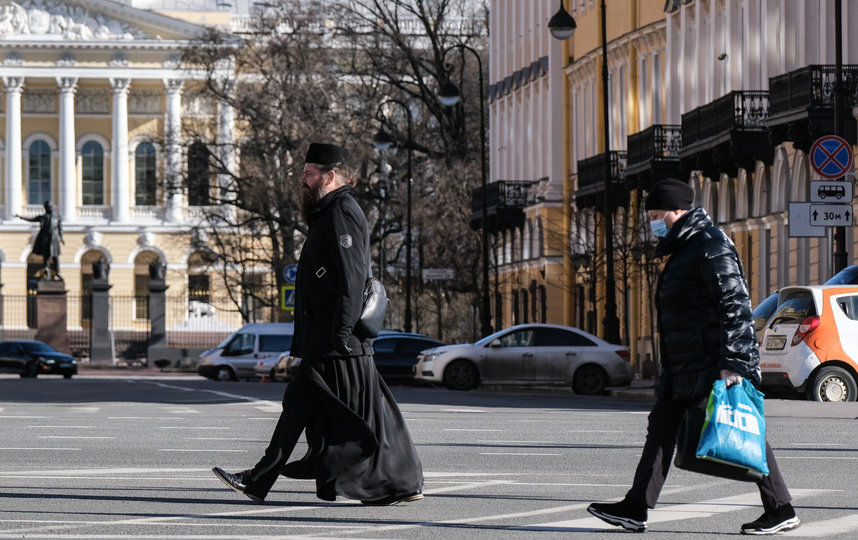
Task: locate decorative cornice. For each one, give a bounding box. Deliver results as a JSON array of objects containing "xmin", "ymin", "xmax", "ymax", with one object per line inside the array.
[
  {"xmin": 3, "ymin": 51, "xmax": 23, "ymax": 65},
  {"xmin": 108, "ymin": 52, "xmax": 129, "ymax": 67},
  {"xmin": 0, "ymin": 0, "xmax": 150, "ymax": 41},
  {"xmin": 56, "ymin": 52, "xmax": 76, "ymax": 67}
]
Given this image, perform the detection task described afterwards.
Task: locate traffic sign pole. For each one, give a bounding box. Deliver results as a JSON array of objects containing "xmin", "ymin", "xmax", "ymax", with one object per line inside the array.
[{"xmin": 810, "ymin": 133, "xmax": 853, "ymax": 274}]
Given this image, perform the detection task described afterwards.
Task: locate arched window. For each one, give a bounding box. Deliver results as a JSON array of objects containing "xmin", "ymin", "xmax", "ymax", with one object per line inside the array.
[
  {"xmin": 28, "ymin": 140, "xmax": 51, "ymax": 204},
  {"xmin": 187, "ymin": 141, "xmax": 211, "ymax": 206},
  {"xmin": 135, "ymin": 142, "xmax": 157, "ymax": 206},
  {"xmin": 81, "ymin": 141, "xmax": 104, "ymax": 205}
]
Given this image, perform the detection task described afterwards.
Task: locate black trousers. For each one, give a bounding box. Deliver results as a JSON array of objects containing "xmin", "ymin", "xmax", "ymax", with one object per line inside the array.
[
  {"xmin": 626, "ymin": 395, "xmax": 792, "ymax": 512},
  {"xmin": 244, "ymin": 368, "xmax": 314, "ymax": 498}
]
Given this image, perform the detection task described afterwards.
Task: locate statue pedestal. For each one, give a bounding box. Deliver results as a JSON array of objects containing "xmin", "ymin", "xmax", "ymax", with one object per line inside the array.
[{"xmin": 35, "ymin": 280, "xmax": 70, "ymax": 355}]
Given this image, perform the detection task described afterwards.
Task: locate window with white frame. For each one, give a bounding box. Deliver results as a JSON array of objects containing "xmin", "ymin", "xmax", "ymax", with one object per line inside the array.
[
  {"xmin": 81, "ymin": 141, "xmax": 104, "ymax": 205},
  {"xmin": 27, "ymin": 139, "xmax": 51, "ymax": 204}
]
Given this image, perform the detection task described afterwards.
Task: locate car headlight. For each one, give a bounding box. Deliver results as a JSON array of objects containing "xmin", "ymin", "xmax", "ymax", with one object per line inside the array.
[
  {"xmin": 423, "ymin": 353, "xmax": 438, "ymax": 363},
  {"xmin": 41, "ymin": 357, "xmax": 55, "ymax": 364}
]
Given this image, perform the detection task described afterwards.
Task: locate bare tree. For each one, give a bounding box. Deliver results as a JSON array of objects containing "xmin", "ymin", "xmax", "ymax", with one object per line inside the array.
[{"xmin": 181, "ymin": 0, "xmax": 491, "ymax": 340}]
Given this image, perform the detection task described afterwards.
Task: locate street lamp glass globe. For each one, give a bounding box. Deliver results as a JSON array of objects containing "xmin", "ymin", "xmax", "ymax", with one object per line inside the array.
[
  {"xmin": 548, "ymin": 0, "xmax": 577, "ymax": 40},
  {"xmin": 372, "ymin": 128, "xmax": 394, "ymax": 151},
  {"xmin": 438, "ymin": 81, "xmax": 461, "ymax": 107}
]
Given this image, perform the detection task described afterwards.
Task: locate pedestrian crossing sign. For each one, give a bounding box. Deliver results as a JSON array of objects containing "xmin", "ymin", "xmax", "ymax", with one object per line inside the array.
[{"xmin": 280, "ymin": 285, "xmax": 295, "ymax": 311}]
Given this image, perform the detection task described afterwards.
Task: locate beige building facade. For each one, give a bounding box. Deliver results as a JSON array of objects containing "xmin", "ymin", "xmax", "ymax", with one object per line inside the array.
[{"xmin": 0, "ymin": 1, "xmax": 248, "ymax": 347}]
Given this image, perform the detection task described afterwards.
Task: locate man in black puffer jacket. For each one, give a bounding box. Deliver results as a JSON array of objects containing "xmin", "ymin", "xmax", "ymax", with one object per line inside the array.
[{"xmin": 588, "ymin": 179, "xmax": 799, "ymax": 536}]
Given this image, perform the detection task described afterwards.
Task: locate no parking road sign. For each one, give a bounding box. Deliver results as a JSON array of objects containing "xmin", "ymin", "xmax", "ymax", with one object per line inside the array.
[{"xmin": 810, "ymin": 135, "xmax": 854, "ymax": 179}]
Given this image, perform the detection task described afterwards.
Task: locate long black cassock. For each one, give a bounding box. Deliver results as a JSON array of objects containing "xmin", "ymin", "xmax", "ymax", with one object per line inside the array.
[{"xmin": 245, "ymin": 186, "xmax": 423, "ymax": 502}]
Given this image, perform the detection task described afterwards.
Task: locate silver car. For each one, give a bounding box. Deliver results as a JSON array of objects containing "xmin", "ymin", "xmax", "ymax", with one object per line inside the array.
[{"xmin": 414, "ymin": 324, "xmax": 632, "ymax": 394}]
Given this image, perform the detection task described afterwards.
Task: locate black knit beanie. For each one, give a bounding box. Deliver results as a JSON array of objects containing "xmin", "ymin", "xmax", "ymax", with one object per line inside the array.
[{"xmin": 644, "ymin": 178, "xmax": 694, "ymax": 211}]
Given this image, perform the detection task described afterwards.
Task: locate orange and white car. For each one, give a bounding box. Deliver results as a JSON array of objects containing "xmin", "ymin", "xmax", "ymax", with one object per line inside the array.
[{"xmin": 759, "ymin": 285, "xmax": 858, "ymax": 402}]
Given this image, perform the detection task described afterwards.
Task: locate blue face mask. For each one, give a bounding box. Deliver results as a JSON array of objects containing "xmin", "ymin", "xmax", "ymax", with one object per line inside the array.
[{"xmin": 650, "ymin": 218, "xmax": 669, "ymax": 238}]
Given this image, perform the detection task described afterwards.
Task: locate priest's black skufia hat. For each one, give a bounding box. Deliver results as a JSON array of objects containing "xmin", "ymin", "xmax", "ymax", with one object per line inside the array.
[{"xmin": 305, "ymin": 143, "xmax": 348, "ymax": 167}]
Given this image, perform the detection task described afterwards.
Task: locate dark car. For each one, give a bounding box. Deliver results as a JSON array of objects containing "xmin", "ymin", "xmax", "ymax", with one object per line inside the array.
[
  {"xmin": 824, "ymin": 265, "xmax": 858, "ymax": 285},
  {"xmin": 371, "ymin": 333, "xmax": 445, "ymax": 383},
  {"xmin": 268, "ymin": 333, "xmax": 445, "ymax": 384},
  {"xmin": 0, "ymin": 340, "xmax": 77, "ymax": 378},
  {"xmin": 752, "ymin": 291, "xmax": 780, "ymax": 339}
]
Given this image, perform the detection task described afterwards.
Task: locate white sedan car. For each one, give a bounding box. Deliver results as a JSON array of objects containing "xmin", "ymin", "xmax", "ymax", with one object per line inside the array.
[{"xmin": 414, "ymin": 323, "xmax": 632, "ymax": 394}]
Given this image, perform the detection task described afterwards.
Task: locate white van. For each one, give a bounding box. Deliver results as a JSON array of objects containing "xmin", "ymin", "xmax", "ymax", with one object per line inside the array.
[{"xmin": 197, "ymin": 323, "xmax": 294, "ymax": 381}]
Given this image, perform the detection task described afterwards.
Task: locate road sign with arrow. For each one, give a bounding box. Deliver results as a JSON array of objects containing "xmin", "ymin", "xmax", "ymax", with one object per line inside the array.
[{"xmin": 810, "ymin": 204, "xmax": 853, "ymax": 226}]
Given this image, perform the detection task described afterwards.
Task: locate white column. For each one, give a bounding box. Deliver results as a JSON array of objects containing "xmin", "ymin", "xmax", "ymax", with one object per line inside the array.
[
  {"xmin": 110, "ymin": 78, "xmax": 131, "ymax": 223},
  {"xmin": 3, "ymin": 77, "xmax": 23, "ymax": 220},
  {"xmin": 57, "ymin": 77, "xmax": 77, "ymax": 223},
  {"xmin": 216, "ymin": 89, "xmax": 236, "ymax": 202},
  {"xmin": 163, "ymin": 79, "xmax": 183, "ymax": 223}
]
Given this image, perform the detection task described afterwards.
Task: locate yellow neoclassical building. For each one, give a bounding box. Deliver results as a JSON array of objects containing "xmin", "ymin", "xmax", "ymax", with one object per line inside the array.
[
  {"xmin": 0, "ymin": 1, "xmax": 251, "ymax": 355},
  {"xmin": 489, "ymin": 0, "xmax": 858, "ymax": 374}
]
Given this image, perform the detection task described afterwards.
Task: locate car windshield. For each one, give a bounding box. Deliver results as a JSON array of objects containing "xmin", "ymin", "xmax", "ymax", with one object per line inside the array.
[
  {"xmin": 475, "ymin": 328, "xmax": 517, "ymax": 346},
  {"xmin": 21, "ymin": 341, "xmax": 54, "ymax": 354},
  {"xmin": 824, "ymin": 265, "xmax": 858, "ymax": 285}
]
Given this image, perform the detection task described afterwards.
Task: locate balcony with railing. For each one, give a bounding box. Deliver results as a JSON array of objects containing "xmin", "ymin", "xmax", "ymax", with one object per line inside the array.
[
  {"xmin": 679, "ymin": 91, "xmax": 771, "ymax": 177},
  {"xmin": 767, "ymin": 64, "xmax": 858, "ymax": 151},
  {"xmin": 470, "ymin": 181, "xmax": 534, "ymax": 231},
  {"xmin": 575, "ymin": 151, "xmax": 628, "ymax": 209},
  {"xmin": 625, "ymin": 125, "xmax": 682, "ymax": 190}
]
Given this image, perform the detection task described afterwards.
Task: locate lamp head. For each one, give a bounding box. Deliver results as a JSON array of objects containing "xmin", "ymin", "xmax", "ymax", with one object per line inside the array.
[
  {"xmin": 372, "ymin": 128, "xmax": 394, "ymax": 151},
  {"xmin": 438, "ymin": 81, "xmax": 461, "ymax": 107},
  {"xmin": 548, "ymin": 0, "xmax": 576, "ymax": 40}
]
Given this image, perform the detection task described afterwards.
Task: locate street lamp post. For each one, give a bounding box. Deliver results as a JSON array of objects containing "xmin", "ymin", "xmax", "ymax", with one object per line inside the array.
[
  {"xmin": 439, "ymin": 44, "xmax": 493, "ymax": 338},
  {"xmin": 550, "ymin": 0, "xmax": 621, "ymax": 344},
  {"xmin": 372, "ymin": 99, "xmax": 414, "ymax": 333}
]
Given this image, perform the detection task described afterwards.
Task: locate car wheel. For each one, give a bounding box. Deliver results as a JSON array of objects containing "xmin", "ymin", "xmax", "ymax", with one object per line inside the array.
[
  {"xmin": 572, "ymin": 364, "xmax": 608, "ymax": 395},
  {"xmin": 19, "ymin": 362, "xmax": 38, "ymax": 378},
  {"xmin": 807, "ymin": 366, "xmax": 858, "ymax": 402},
  {"xmin": 443, "ymin": 360, "xmax": 478, "ymax": 391},
  {"xmin": 214, "ymin": 366, "xmax": 236, "ymax": 382},
  {"xmin": 63, "ymin": 374, "xmax": 73, "ymax": 379}
]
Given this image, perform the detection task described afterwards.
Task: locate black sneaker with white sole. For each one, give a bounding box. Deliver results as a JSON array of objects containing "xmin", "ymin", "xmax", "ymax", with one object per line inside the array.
[
  {"xmin": 741, "ymin": 503, "xmax": 800, "ymax": 535},
  {"xmin": 587, "ymin": 499, "xmax": 648, "ymax": 532}
]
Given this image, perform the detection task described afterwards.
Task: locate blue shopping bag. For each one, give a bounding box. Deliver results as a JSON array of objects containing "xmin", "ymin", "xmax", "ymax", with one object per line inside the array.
[{"xmin": 695, "ymin": 379, "xmax": 769, "ymax": 476}]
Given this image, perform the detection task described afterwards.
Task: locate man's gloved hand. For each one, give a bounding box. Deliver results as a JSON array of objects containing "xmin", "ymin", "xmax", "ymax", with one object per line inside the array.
[{"xmin": 720, "ymin": 369, "xmax": 743, "ymax": 387}]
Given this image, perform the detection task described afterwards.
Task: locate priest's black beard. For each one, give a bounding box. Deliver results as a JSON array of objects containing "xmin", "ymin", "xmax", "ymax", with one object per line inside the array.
[{"xmin": 301, "ymin": 183, "xmax": 324, "ymax": 222}]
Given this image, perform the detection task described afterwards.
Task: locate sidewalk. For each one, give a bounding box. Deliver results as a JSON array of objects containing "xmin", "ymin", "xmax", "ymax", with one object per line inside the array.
[
  {"xmin": 77, "ymin": 363, "xmax": 199, "ymax": 377},
  {"xmin": 607, "ymin": 377, "xmax": 656, "ymax": 400}
]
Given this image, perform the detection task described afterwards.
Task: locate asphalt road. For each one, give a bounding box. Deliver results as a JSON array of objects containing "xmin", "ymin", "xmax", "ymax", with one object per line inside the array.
[{"xmin": 1, "ymin": 374, "xmax": 857, "ymax": 539}]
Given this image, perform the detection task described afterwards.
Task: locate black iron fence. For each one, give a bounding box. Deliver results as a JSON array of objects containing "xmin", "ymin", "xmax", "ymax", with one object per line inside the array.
[{"xmin": 0, "ymin": 294, "xmax": 244, "ymax": 360}]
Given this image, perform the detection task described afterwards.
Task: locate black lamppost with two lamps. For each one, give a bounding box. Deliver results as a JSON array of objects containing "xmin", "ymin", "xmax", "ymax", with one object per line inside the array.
[
  {"xmin": 549, "ymin": 0, "xmax": 622, "ymax": 345},
  {"xmin": 372, "ymin": 99, "xmax": 414, "ymax": 333},
  {"xmin": 438, "ymin": 44, "xmax": 493, "ymax": 338}
]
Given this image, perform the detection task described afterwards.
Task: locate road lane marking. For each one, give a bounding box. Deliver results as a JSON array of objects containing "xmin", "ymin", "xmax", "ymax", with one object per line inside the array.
[
  {"xmin": 0, "ymin": 447, "xmax": 81, "ymax": 451},
  {"xmin": 27, "ymin": 425, "xmax": 93, "ymax": 429},
  {"xmin": 781, "ymin": 513, "xmax": 858, "ymax": 536},
  {"xmin": 159, "ymin": 449, "xmax": 248, "ymax": 452},
  {"xmin": 158, "ymin": 426, "xmax": 229, "ymax": 430},
  {"xmin": 443, "ymin": 428, "xmax": 503, "ymax": 431},
  {"xmin": 38, "ymin": 436, "xmax": 115, "ymax": 439},
  {"xmin": 525, "ymin": 489, "xmax": 829, "ymax": 531},
  {"xmin": 480, "ymin": 452, "xmax": 562, "ymax": 456},
  {"xmin": 443, "ymin": 408, "xmax": 487, "ymax": 413}
]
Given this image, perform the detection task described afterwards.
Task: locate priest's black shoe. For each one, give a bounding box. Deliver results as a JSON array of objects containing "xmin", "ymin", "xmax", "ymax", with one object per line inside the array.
[
  {"xmin": 212, "ymin": 467, "xmax": 264, "ymax": 504},
  {"xmin": 361, "ymin": 491, "xmax": 423, "ymax": 506}
]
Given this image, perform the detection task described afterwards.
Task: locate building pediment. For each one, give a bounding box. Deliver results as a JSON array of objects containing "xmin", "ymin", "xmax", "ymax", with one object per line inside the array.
[{"xmin": 0, "ymin": 0, "xmax": 207, "ymax": 43}]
